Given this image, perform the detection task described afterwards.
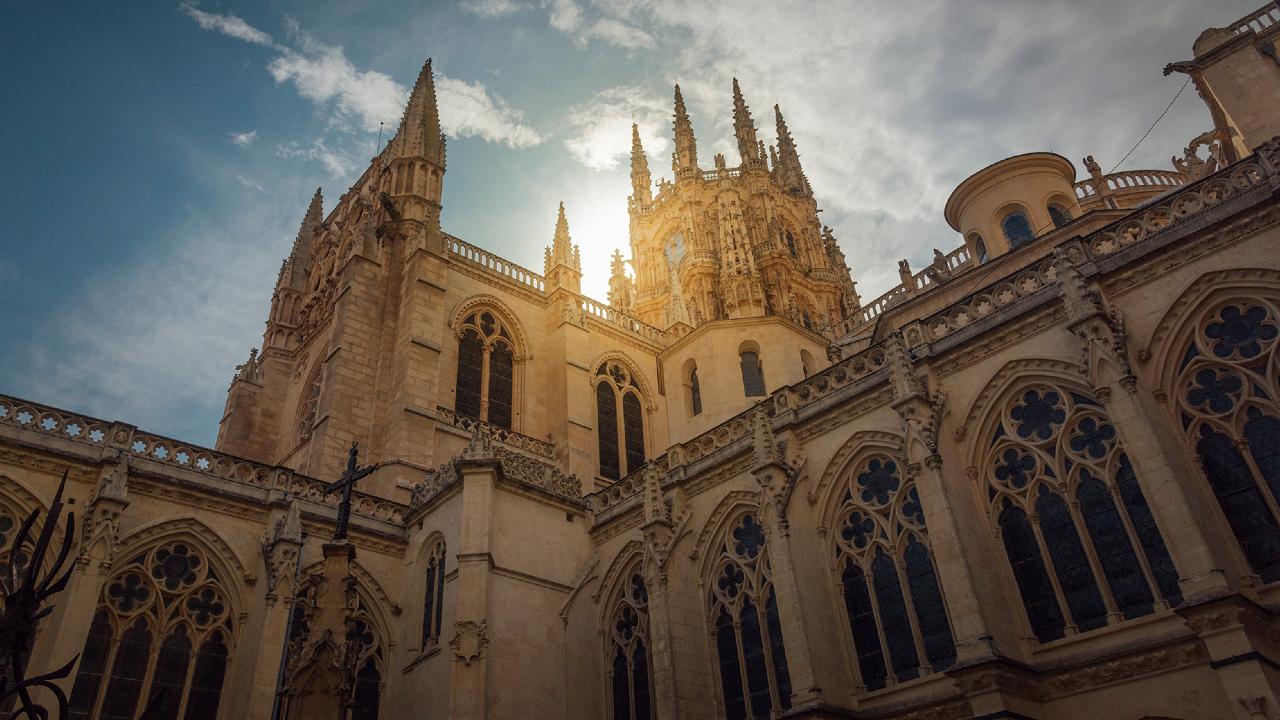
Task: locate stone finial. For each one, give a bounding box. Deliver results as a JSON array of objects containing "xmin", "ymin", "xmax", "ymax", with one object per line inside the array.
[
  {"xmin": 96, "ymin": 451, "xmax": 130, "ymax": 503},
  {"xmin": 234, "ymin": 347, "xmax": 263, "ymax": 385},
  {"xmin": 630, "ymin": 123, "xmax": 652, "ymax": 203},
  {"xmin": 672, "ymin": 83, "xmax": 698, "ymax": 173},
  {"xmin": 885, "ymin": 331, "xmax": 926, "ymax": 402},
  {"xmin": 1051, "ymin": 247, "xmax": 1103, "ymax": 323},
  {"xmin": 462, "ymin": 422, "xmax": 495, "ymax": 461},
  {"xmin": 544, "ymin": 201, "xmax": 581, "ymax": 275},
  {"xmin": 642, "ymin": 464, "xmax": 667, "ymax": 526},
  {"xmin": 731, "ymin": 77, "xmax": 761, "ymax": 165}
]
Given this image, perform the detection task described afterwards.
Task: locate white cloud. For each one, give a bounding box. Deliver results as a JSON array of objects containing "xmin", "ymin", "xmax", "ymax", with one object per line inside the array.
[
  {"xmin": 276, "ymin": 139, "xmax": 359, "ymax": 178},
  {"xmin": 188, "ymin": 10, "xmax": 543, "ymax": 149},
  {"xmin": 564, "ymin": 86, "xmax": 670, "ymax": 170},
  {"xmin": 229, "ymin": 130, "xmax": 258, "ymax": 146},
  {"xmin": 181, "ymin": 4, "xmax": 274, "ymax": 47},
  {"xmin": 583, "ymin": 18, "xmax": 654, "ymax": 49},
  {"xmin": 547, "ymin": 0, "xmax": 583, "ymax": 32},
  {"xmin": 462, "ymin": 0, "xmax": 527, "ymax": 17},
  {"xmin": 235, "ymin": 174, "xmax": 266, "ymax": 192}
]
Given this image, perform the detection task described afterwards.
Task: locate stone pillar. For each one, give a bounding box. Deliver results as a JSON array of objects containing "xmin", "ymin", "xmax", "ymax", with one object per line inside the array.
[
  {"xmin": 449, "ymin": 451, "xmax": 498, "ymax": 719},
  {"xmin": 245, "ymin": 501, "xmax": 303, "ymax": 720},
  {"xmin": 748, "ymin": 409, "xmax": 821, "ymax": 708},
  {"xmin": 30, "ymin": 456, "xmax": 129, "ymax": 696},
  {"xmin": 639, "ymin": 466, "xmax": 687, "ymax": 720},
  {"xmin": 1181, "ymin": 598, "xmax": 1280, "ymax": 720},
  {"xmin": 1053, "ymin": 247, "xmax": 1236, "ymax": 600}
]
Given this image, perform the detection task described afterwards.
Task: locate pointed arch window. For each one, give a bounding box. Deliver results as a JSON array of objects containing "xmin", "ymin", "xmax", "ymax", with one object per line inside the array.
[
  {"xmin": 455, "ymin": 310, "xmax": 517, "ymax": 430},
  {"xmin": 1048, "ymin": 203, "xmax": 1073, "ymax": 228},
  {"xmin": 68, "ymin": 542, "xmax": 235, "ymax": 720},
  {"xmin": 421, "ymin": 541, "xmax": 446, "ymax": 648},
  {"xmin": 985, "ymin": 385, "xmax": 1181, "ymax": 643},
  {"xmin": 1174, "ymin": 300, "xmax": 1280, "ymax": 581},
  {"xmin": 708, "ymin": 514, "xmax": 791, "ymax": 719},
  {"xmin": 689, "ymin": 366, "xmax": 703, "ymax": 417},
  {"xmin": 297, "ymin": 365, "xmax": 322, "ymax": 443},
  {"xmin": 608, "ymin": 564, "xmax": 652, "ymax": 720},
  {"xmin": 832, "ymin": 456, "xmax": 955, "ymax": 691},
  {"xmin": 596, "ymin": 360, "xmax": 646, "ymax": 480}
]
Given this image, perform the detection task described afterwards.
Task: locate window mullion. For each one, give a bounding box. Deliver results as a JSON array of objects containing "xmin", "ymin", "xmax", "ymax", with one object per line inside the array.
[
  {"xmin": 754, "ymin": 589, "xmax": 780, "ymax": 713},
  {"xmin": 1066, "ymin": 497, "xmax": 1122, "ymax": 623},
  {"xmin": 479, "ymin": 346, "xmax": 492, "ymax": 423},
  {"xmin": 1028, "ymin": 513, "xmax": 1077, "ymax": 636},
  {"xmin": 135, "ymin": 626, "xmax": 163, "ymax": 720},
  {"xmin": 615, "ymin": 387, "xmax": 628, "ymax": 476},
  {"xmin": 894, "ymin": 551, "xmax": 932, "ymax": 675},
  {"xmin": 1106, "ymin": 480, "xmax": 1165, "ymax": 609},
  {"xmin": 1237, "ymin": 437, "xmax": 1280, "ymax": 521},
  {"xmin": 732, "ymin": 614, "xmax": 752, "ymax": 718},
  {"xmin": 175, "ymin": 629, "xmax": 202, "ymax": 719},
  {"xmin": 861, "ymin": 558, "xmax": 896, "ymax": 686},
  {"xmin": 91, "ymin": 634, "xmax": 124, "ymax": 718}
]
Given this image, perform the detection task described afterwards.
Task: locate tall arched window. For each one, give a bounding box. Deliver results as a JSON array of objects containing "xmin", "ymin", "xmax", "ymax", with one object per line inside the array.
[
  {"xmin": 709, "ymin": 514, "xmax": 791, "ymax": 719},
  {"xmin": 608, "ymin": 563, "xmax": 652, "ymax": 720},
  {"xmin": 68, "ymin": 541, "xmax": 235, "ymax": 720},
  {"xmin": 1001, "ymin": 211, "xmax": 1035, "ymax": 249},
  {"xmin": 785, "ymin": 231, "xmax": 797, "ymax": 258},
  {"xmin": 1174, "ymin": 300, "xmax": 1280, "ymax": 581},
  {"xmin": 1048, "ymin": 203, "xmax": 1073, "ymax": 229},
  {"xmin": 596, "ymin": 360, "xmax": 646, "ymax": 480},
  {"xmin": 689, "ymin": 366, "xmax": 703, "ymax": 417},
  {"xmin": 832, "ymin": 455, "xmax": 955, "ymax": 691},
  {"xmin": 968, "ymin": 233, "xmax": 989, "ymax": 264},
  {"xmin": 421, "ymin": 541, "xmax": 446, "ymax": 649},
  {"xmin": 740, "ymin": 349, "xmax": 766, "ymax": 397},
  {"xmin": 985, "ymin": 385, "xmax": 1181, "ymax": 643},
  {"xmin": 297, "ymin": 365, "xmax": 322, "ymax": 443},
  {"xmin": 455, "ymin": 310, "xmax": 517, "ymax": 430}
]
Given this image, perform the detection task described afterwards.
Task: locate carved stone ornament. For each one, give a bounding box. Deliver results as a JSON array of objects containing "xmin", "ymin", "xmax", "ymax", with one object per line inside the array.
[
  {"xmin": 450, "ymin": 620, "xmax": 488, "ymax": 665},
  {"xmin": 1052, "ymin": 247, "xmax": 1136, "ymax": 392}
]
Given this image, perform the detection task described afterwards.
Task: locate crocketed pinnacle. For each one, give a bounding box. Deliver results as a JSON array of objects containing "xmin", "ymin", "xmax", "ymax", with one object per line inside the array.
[
  {"xmin": 388, "ymin": 59, "xmax": 444, "ymax": 164},
  {"xmin": 545, "ymin": 201, "xmax": 581, "ymax": 273},
  {"xmin": 672, "ymin": 84, "xmax": 698, "ymax": 173},
  {"xmin": 630, "ymin": 123, "xmax": 652, "ymax": 203},
  {"xmin": 773, "ymin": 104, "xmax": 811, "ymax": 195},
  {"xmin": 731, "ymin": 78, "xmax": 760, "ymax": 165}
]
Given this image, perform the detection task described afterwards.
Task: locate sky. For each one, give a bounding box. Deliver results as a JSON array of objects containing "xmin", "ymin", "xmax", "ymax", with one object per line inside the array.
[{"xmin": 0, "ymin": 0, "xmax": 1257, "ymax": 447}]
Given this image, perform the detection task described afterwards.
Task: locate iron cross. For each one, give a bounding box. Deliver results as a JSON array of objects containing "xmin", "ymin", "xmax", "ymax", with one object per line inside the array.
[{"xmin": 324, "ymin": 442, "xmax": 378, "ymax": 541}]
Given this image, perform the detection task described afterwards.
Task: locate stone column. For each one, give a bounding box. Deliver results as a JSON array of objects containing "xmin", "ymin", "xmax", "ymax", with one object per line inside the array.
[
  {"xmin": 449, "ymin": 443, "xmax": 498, "ymax": 720},
  {"xmin": 1053, "ymin": 248, "xmax": 1236, "ymax": 600},
  {"xmin": 245, "ymin": 501, "xmax": 303, "ymax": 720},
  {"xmin": 1181, "ymin": 598, "xmax": 1280, "ymax": 720},
  {"xmin": 639, "ymin": 466, "xmax": 686, "ymax": 720},
  {"xmin": 30, "ymin": 456, "xmax": 129, "ymax": 697},
  {"xmin": 748, "ymin": 408, "xmax": 821, "ymax": 708}
]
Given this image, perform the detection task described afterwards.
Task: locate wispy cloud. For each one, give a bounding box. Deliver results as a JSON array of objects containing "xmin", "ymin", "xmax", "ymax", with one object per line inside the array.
[
  {"xmin": 564, "ymin": 86, "xmax": 669, "ymax": 170},
  {"xmin": 462, "ymin": 0, "xmax": 528, "ymax": 18},
  {"xmin": 181, "ymin": 3, "xmax": 274, "ymax": 47},
  {"xmin": 544, "ymin": 0, "xmax": 652, "ymax": 49},
  {"xmin": 187, "ymin": 8, "xmax": 543, "ymax": 148},
  {"xmin": 235, "ymin": 174, "xmax": 266, "ymax": 192},
  {"xmin": 229, "ymin": 129, "xmax": 258, "ymax": 146},
  {"xmin": 276, "ymin": 139, "xmax": 358, "ymax": 178}
]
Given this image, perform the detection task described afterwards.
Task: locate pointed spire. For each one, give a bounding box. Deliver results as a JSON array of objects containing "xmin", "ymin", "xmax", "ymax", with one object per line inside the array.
[
  {"xmin": 630, "ymin": 123, "xmax": 652, "ymax": 204},
  {"xmin": 608, "ymin": 249, "xmax": 634, "ymax": 312},
  {"xmin": 731, "ymin": 78, "xmax": 760, "ymax": 166},
  {"xmin": 388, "ymin": 59, "xmax": 444, "ymax": 164},
  {"xmin": 284, "ymin": 187, "xmax": 323, "ymax": 287},
  {"xmin": 672, "ymin": 84, "xmax": 698, "ymax": 176},
  {"xmin": 773, "ymin": 104, "xmax": 810, "ymax": 195},
  {"xmin": 544, "ymin": 201, "xmax": 581, "ymax": 283}
]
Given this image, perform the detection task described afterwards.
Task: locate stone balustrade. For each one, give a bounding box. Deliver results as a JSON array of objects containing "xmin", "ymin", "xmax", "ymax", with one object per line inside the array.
[
  {"xmin": 446, "ymin": 233, "xmax": 546, "ymax": 293},
  {"xmin": 435, "ymin": 405, "xmax": 556, "ymax": 459}
]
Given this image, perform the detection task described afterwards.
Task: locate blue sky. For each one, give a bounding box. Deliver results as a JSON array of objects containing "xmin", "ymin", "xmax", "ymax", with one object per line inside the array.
[{"xmin": 0, "ymin": 0, "xmax": 1256, "ymax": 446}]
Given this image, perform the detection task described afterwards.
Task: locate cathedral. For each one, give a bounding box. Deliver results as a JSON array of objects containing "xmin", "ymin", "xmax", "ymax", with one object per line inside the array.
[{"xmin": 4, "ymin": 3, "xmax": 1280, "ymax": 718}]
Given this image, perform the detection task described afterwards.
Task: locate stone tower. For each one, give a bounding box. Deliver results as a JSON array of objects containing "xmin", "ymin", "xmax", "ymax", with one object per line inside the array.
[{"xmin": 622, "ymin": 79, "xmax": 859, "ymax": 331}]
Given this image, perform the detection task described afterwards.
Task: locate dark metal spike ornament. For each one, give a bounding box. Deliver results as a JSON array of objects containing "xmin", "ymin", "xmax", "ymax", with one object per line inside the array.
[{"xmin": 0, "ymin": 469, "xmax": 80, "ymax": 720}]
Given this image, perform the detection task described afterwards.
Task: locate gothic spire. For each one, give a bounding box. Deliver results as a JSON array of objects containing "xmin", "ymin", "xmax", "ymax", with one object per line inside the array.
[
  {"xmin": 731, "ymin": 78, "xmax": 761, "ymax": 166},
  {"xmin": 285, "ymin": 187, "xmax": 323, "ymax": 280},
  {"xmin": 630, "ymin": 123, "xmax": 652, "ymax": 204},
  {"xmin": 388, "ymin": 59, "xmax": 444, "ymax": 165},
  {"xmin": 774, "ymin": 104, "xmax": 811, "ymax": 195},
  {"xmin": 545, "ymin": 201, "xmax": 581, "ymax": 273},
  {"xmin": 608, "ymin": 249, "xmax": 633, "ymax": 312},
  {"xmin": 672, "ymin": 84, "xmax": 698, "ymax": 176}
]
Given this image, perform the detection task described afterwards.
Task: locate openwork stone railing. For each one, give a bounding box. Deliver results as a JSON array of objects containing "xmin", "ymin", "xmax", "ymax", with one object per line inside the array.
[
  {"xmin": 446, "ymin": 234, "xmax": 546, "ymax": 293},
  {"xmin": 576, "ymin": 296, "xmax": 666, "ymax": 344},
  {"xmin": 823, "ymin": 243, "xmax": 975, "ymax": 340},
  {"xmin": 1231, "ymin": 3, "xmax": 1280, "ymax": 35},
  {"xmin": 435, "ymin": 406, "xmax": 555, "ymax": 459},
  {"xmin": 1074, "ymin": 169, "xmax": 1185, "ymax": 200},
  {"xmin": 0, "ymin": 395, "xmax": 407, "ymax": 525}
]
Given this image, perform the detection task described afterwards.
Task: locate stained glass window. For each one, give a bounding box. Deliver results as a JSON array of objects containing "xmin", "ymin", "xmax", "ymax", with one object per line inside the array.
[
  {"xmin": 987, "ymin": 383, "xmax": 1182, "ymax": 643},
  {"xmin": 832, "ymin": 455, "xmax": 955, "ymax": 688},
  {"xmin": 690, "ymin": 368, "xmax": 702, "ymax": 416},
  {"xmin": 1175, "ymin": 300, "xmax": 1280, "ymax": 583},
  {"xmin": 709, "ymin": 514, "xmax": 791, "ymax": 716},
  {"xmin": 609, "ymin": 566, "xmax": 652, "ymax": 720},
  {"xmin": 422, "ymin": 542, "xmax": 446, "ymax": 647},
  {"xmin": 455, "ymin": 310, "xmax": 520, "ymax": 429},
  {"xmin": 1002, "ymin": 211, "xmax": 1035, "ymax": 248},
  {"xmin": 597, "ymin": 381, "xmax": 620, "ymax": 481},
  {"xmin": 596, "ymin": 360, "xmax": 647, "ymax": 480}
]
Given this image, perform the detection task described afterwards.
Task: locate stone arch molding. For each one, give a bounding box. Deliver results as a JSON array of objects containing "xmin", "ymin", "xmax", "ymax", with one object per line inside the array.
[
  {"xmin": 113, "ymin": 516, "xmax": 252, "ymax": 615},
  {"xmin": 450, "ymin": 294, "xmax": 531, "ymax": 361},
  {"xmin": 589, "ymin": 350, "xmax": 658, "ymax": 412},
  {"xmin": 0, "ymin": 474, "xmax": 47, "ymax": 517},
  {"xmin": 300, "ymin": 557, "xmax": 401, "ymax": 628},
  {"xmin": 809, "ymin": 430, "xmax": 905, "ymax": 537},
  {"xmin": 690, "ymin": 490, "xmax": 759, "ymax": 578},
  {"xmin": 595, "ymin": 540, "xmax": 644, "ymax": 608},
  {"xmin": 957, "ymin": 357, "xmax": 1089, "ymax": 468},
  {"xmin": 1141, "ymin": 267, "xmax": 1280, "ymax": 396}
]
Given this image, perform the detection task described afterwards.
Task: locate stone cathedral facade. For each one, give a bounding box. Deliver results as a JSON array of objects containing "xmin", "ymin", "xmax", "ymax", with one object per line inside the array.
[{"xmin": 4, "ymin": 4, "xmax": 1280, "ymax": 719}]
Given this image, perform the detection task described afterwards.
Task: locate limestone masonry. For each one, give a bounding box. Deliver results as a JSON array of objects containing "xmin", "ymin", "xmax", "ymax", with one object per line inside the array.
[{"xmin": 4, "ymin": 4, "xmax": 1280, "ymax": 718}]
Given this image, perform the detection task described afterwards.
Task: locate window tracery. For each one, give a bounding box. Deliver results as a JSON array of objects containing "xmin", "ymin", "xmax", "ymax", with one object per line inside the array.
[
  {"xmin": 708, "ymin": 513, "xmax": 791, "ymax": 719},
  {"xmin": 421, "ymin": 541, "xmax": 446, "ymax": 648},
  {"xmin": 596, "ymin": 360, "xmax": 646, "ymax": 480},
  {"xmin": 297, "ymin": 365, "xmax": 322, "ymax": 443},
  {"xmin": 68, "ymin": 541, "xmax": 234, "ymax": 720},
  {"xmin": 832, "ymin": 455, "xmax": 954, "ymax": 691},
  {"xmin": 608, "ymin": 563, "xmax": 651, "ymax": 720},
  {"xmin": 283, "ymin": 578, "xmax": 385, "ymax": 720},
  {"xmin": 1174, "ymin": 299, "xmax": 1280, "ymax": 581},
  {"xmin": 455, "ymin": 310, "xmax": 517, "ymax": 429},
  {"xmin": 985, "ymin": 384, "xmax": 1181, "ymax": 643}
]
